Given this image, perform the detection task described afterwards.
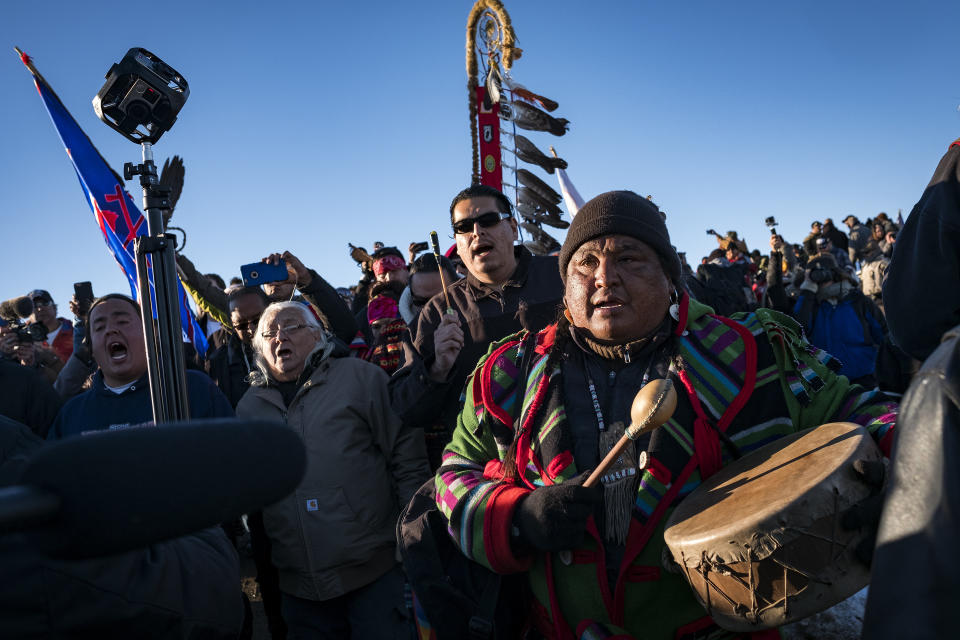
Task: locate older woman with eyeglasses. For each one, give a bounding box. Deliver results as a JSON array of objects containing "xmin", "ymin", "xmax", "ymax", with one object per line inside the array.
[{"xmin": 237, "ymin": 301, "xmax": 430, "ymax": 639}]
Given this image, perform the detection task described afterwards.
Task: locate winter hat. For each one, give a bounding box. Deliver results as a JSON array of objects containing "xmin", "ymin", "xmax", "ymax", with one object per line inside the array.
[{"xmin": 558, "ymin": 190, "xmax": 682, "ymax": 284}]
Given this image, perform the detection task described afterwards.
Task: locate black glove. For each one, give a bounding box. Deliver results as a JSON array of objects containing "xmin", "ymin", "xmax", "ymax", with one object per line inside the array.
[
  {"xmin": 513, "ymin": 471, "xmax": 602, "ymax": 552},
  {"xmin": 841, "ymin": 458, "xmax": 887, "ymax": 567}
]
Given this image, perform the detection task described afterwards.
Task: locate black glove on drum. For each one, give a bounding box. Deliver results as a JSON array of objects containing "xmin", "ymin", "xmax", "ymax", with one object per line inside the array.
[
  {"xmin": 841, "ymin": 458, "xmax": 887, "ymax": 567},
  {"xmin": 513, "ymin": 471, "xmax": 602, "ymax": 552}
]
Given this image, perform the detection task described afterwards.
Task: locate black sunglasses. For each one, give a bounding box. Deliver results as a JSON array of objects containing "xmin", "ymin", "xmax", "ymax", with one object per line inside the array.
[{"xmin": 451, "ymin": 211, "xmax": 511, "ymax": 235}]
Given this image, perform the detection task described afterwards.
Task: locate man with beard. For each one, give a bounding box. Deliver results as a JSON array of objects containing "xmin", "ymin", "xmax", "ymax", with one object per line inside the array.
[
  {"xmin": 46, "ymin": 294, "xmax": 233, "ymax": 440},
  {"xmin": 432, "ymin": 190, "xmax": 896, "ymax": 639},
  {"xmin": 391, "ymin": 185, "xmax": 563, "ymax": 467}
]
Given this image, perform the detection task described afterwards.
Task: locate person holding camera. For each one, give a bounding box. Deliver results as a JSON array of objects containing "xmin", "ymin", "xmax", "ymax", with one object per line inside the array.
[
  {"xmin": 815, "ymin": 235, "xmax": 855, "ymax": 274},
  {"xmin": 794, "ymin": 254, "xmax": 885, "ymax": 387},
  {"xmin": 49, "ymin": 291, "xmax": 101, "ymax": 400},
  {"xmin": 11, "ymin": 338, "xmax": 63, "ymax": 385},
  {"xmin": 0, "ymin": 319, "xmax": 62, "ymax": 437},
  {"xmin": 25, "ymin": 290, "xmax": 73, "ymax": 364}
]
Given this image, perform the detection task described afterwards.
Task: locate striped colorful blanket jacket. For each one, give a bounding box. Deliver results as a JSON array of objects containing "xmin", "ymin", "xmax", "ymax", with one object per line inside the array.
[{"xmin": 434, "ymin": 296, "xmax": 896, "ymax": 640}]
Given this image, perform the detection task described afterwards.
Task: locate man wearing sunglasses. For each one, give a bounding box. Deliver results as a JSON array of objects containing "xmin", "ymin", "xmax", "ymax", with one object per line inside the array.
[{"xmin": 391, "ymin": 185, "xmax": 563, "ymax": 467}]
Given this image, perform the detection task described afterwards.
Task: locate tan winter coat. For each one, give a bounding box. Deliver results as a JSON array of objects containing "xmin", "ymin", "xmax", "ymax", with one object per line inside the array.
[{"xmin": 237, "ymin": 356, "xmax": 430, "ymax": 601}]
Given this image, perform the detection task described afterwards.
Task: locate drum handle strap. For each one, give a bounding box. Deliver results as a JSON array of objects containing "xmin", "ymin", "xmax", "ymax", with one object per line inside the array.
[{"xmin": 675, "ymin": 368, "xmax": 724, "ymax": 479}]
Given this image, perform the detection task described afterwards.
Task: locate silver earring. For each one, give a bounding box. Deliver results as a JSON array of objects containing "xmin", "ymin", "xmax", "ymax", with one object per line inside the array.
[{"xmin": 669, "ymin": 289, "xmax": 680, "ymax": 321}]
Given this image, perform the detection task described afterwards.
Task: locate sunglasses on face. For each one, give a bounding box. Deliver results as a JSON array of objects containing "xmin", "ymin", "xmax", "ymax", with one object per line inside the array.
[
  {"xmin": 233, "ymin": 315, "xmax": 262, "ymax": 332},
  {"xmin": 451, "ymin": 211, "xmax": 511, "ymax": 236},
  {"xmin": 410, "ymin": 293, "xmax": 431, "ymax": 308}
]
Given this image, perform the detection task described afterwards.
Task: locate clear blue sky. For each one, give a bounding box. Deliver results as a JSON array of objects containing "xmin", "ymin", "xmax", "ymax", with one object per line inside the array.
[{"xmin": 2, "ymin": 1, "xmax": 958, "ymax": 311}]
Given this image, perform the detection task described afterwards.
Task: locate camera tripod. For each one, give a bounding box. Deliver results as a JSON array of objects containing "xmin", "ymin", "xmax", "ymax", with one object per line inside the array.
[{"xmin": 125, "ymin": 142, "xmax": 190, "ymax": 423}]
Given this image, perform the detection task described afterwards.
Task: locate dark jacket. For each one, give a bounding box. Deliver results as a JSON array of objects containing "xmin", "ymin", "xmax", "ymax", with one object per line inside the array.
[
  {"xmin": 0, "ymin": 416, "xmax": 243, "ymax": 638},
  {"xmin": 863, "ymin": 324, "xmax": 960, "ymax": 639},
  {"xmin": 847, "ymin": 222, "xmax": 881, "ymax": 265},
  {"xmin": 204, "ymin": 332, "xmax": 254, "ymax": 409},
  {"xmin": 0, "ymin": 357, "xmax": 62, "ymax": 438},
  {"xmin": 824, "ymin": 224, "xmax": 849, "ymax": 251},
  {"xmin": 297, "ymin": 268, "xmax": 359, "ymax": 345},
  {"xmin": 883, "ymin": 140, "xmax": 960, "ymax": 361},
  {"xmin": 48, "ymin": 370, "xmax": 234, "ymax": 440},
  {"xmin": 391, "ymin": 247, "xmax": 563, "ymax": 440},
  {"xmin": 802, "ymin": 231, "xmax": 820, "ymax": 257}
]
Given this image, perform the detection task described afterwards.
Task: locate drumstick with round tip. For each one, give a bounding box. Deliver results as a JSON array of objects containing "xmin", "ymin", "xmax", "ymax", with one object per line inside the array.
[
  {"xmin": 430, "ymin": 231, "xmax": 455, "ymax": 314},
  {"xmin": 582, "ymin": 378, "xmax": 678, "ymax": 488}
]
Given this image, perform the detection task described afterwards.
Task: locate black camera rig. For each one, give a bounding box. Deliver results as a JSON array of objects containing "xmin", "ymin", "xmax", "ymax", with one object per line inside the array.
[
  {"xmin": 93, "ymin": 48, "xmax": 191, "ymax": 423},
  {"xmin": 93, "ymin": 48, "xmax": 188, "ymax": 145},
  {"xmin": 765, "ymin": 216, "xmax": 778, "ymax": 235}
]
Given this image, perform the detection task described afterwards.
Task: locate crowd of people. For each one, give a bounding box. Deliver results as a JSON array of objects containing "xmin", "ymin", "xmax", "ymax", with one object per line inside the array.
[{"xmin": 1, "ymin": 136, "xmax": 959, "ymax": 638}]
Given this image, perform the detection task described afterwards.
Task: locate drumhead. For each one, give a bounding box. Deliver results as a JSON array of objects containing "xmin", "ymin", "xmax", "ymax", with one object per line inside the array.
[
  {"xmin": 663, "ymin": 422, "xmax": 882, "ymax": 631},
  {"xmin": 665, "ymin": 422, "xmax": 879, "ymax": 561}
]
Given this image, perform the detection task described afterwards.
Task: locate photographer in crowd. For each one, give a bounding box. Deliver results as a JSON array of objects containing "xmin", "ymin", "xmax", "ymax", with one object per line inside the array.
[
  {"xmin": 0, "ymin": 319, "xmax": 62, "ymax": 437},
  {"xmin": 25, "ymin": 289, "xmax": 73, "ymax": 363},
  {"xmin": 794, "ymin": 254, "xmax": 885, "ymax": 387}
]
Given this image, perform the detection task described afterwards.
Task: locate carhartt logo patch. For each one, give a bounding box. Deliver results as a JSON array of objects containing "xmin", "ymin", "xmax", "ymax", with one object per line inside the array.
[{"xmin": 305, "ymin": 499, "xmax": 319, "ymax": 512}]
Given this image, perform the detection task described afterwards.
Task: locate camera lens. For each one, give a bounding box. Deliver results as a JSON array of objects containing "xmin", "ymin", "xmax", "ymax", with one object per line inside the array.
[
  {"xmin": 152, "ymin": 101, "xmax": 171, "ymax": 121},
  {"xmin": 810, "ymin": 268, "xmax": 833, "ymax": 284},
  {"xmin": 126, "ymin": 100, "xmax": 150, "ymax": 123}
]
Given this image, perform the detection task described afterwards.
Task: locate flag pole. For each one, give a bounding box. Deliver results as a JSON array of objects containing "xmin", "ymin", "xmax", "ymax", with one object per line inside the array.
[{"xmin": 17, "ymin": 46, "xmax": 192, "ymax": 423}]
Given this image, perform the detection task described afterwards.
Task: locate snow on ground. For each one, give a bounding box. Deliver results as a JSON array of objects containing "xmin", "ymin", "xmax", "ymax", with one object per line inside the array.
[{"xmin": 780, "ymin": 588, "xmax": 867, "ymax": 640}]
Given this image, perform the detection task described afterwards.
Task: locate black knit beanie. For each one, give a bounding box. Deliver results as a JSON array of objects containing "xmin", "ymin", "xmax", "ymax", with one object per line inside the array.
[{"xmin": 558, "ymin": 190, "xmax": 682, "ymax": 284}]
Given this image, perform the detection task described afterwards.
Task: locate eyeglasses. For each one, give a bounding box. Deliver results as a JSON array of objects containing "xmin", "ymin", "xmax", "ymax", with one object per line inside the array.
[
  {"xmin": 451, "ymin": 211, "xmax": 511, "ymax": 235},
  {"xmin": 410, "ymin": 293, "xmax": 431, "ymax": 308},
  {"xmin": 261, "ymin": 324, "xmax": 310, "ymax": 340},
  {"xmin": 233, "ymin": 315, "xmax": 262, "ymax": 332},
  {"xmin": 33, "ymin": 300, "xmax": 53, "ymax": 308}
]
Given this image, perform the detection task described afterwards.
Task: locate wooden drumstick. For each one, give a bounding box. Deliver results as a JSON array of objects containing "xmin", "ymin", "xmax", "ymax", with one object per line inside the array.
[
  {"xmin": 582, "ymin": 379, "xmax": 678, "ymax": 488},
  {"xmin": 429, "ymin": 231, "xmax": 455, "ymax": 314}
]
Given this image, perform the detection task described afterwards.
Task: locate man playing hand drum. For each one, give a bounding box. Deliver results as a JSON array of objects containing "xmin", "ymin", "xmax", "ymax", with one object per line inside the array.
[{"xmin": 434, "ymin": 190, "xmax": 897, "ymax": 639}]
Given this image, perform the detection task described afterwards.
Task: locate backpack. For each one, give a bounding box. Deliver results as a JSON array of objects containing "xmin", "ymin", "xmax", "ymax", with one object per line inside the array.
[
  {"xmin": 397, "ymin": 480, "xmax": 529, "ymax": 640},
  {"xmin": 397, "ymin": 332, "xmax": 537, "ymax": 640}
]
